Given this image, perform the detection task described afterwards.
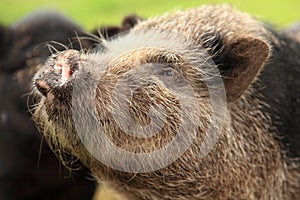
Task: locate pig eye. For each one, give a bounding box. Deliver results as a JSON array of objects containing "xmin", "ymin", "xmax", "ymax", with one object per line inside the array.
[
  {"xmin": 157, "ymin": 67, "xmax": 177, "ymax": 84},
  {"xmin": 159, "ymin": 69, "xmax": 174, "ymax": 77}
]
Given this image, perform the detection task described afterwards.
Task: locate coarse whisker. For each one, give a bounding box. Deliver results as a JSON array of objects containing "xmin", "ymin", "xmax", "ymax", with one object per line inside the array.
[
  {"xmin": 68, "ymin": 38, "xmax": 74, "ymax": 50},
  {"xmin": 46, "ymin": 43, "xmax": 59, "ymax": 54},
  {"xmin": 74, "ymin": 31, "xmax": 83, "ymax": 51},
  {"xmin": 29, "ymin": 102, "xmax": 41, "ymax": 111},
  {"xmin": 49, "ymin": 40, "xmax": 69, "ymax": 51},
  {"xmin": 26, "ymin": 93, "xmax": 40, "ymax": 115},
  {"xmin": 36, "ymin": 136, "xmax": 44, "ymax": 168},
  {"xmin": 33, "ymin": 42, "xmax": 52, "ymax": 52},
  {"xmin": 101, "ymin": 28, "xmax": 114, "ymax": 39},
  {"xmin": 23, "ymin": 90, "xmax": 35, "ymax": 98},
  {"xmin": 78, "ymin": 31, "xmax": 104, "ymax": 43},
  {"xmin": 95, "ymin": 28, "xmax": 106, "ymax": 40}
]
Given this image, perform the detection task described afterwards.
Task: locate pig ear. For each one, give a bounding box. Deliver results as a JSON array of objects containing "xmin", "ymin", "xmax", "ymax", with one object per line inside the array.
[
  {"xmin": 218, "ymin": 37, "xmax": 270, "ymax": 102},
  {"xmin": 121, "ymin": 14, "xmax": 142, "ymax": 30}
]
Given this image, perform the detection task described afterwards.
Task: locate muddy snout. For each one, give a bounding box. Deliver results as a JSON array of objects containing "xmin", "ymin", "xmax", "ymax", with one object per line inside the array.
[{"xmin": 34, "ymin": 49, "xmax": 81, "ymax": 98}]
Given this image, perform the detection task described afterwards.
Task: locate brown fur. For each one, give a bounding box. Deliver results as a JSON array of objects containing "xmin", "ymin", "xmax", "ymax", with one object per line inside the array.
[
  {"xmin": 32, "ymin": 4, "xmax": 300, "ymax": 199},
  {"xmin": 0, "ymin": 11, "xmax": 140, "ymax": 199}
]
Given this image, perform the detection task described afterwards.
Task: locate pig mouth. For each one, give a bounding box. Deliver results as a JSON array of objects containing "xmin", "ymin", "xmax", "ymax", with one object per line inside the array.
[{"xmin": 35, "ymin": 80, "xmax": 55, "ymax": 102}]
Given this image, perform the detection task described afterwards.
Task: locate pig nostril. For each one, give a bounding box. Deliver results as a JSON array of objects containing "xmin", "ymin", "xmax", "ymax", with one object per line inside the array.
[
  {"xmin": 54, "ymin": 50, "xmax": 80, "ymax": 82},
  {"xmin": 35, "ymin": 80, "xmax": 50, "ymax": 97},
  {"xmin": 61, "ymin": 65, "xmax": 73, "ymax": 80}
]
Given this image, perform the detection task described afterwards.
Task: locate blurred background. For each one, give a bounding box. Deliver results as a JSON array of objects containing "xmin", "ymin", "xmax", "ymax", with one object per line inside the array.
[
  {"xmin": 0, "ymin": 0, "xmax": 300, "ymax": 29},
  {"xmin": 0, "ymin": 0, "xmax": 299, "ymax": 200}
]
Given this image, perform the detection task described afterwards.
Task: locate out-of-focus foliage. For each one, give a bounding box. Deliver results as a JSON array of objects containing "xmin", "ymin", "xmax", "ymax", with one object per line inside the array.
[{"xmin": 0, "ymin": 0, "xmax": 299, "ymax": 30}]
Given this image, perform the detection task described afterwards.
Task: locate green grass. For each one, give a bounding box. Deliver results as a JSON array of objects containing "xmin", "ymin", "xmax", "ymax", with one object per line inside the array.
[{"xmin": 0, "ymin": 0, "xmax": 299, "ymax": 30}]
